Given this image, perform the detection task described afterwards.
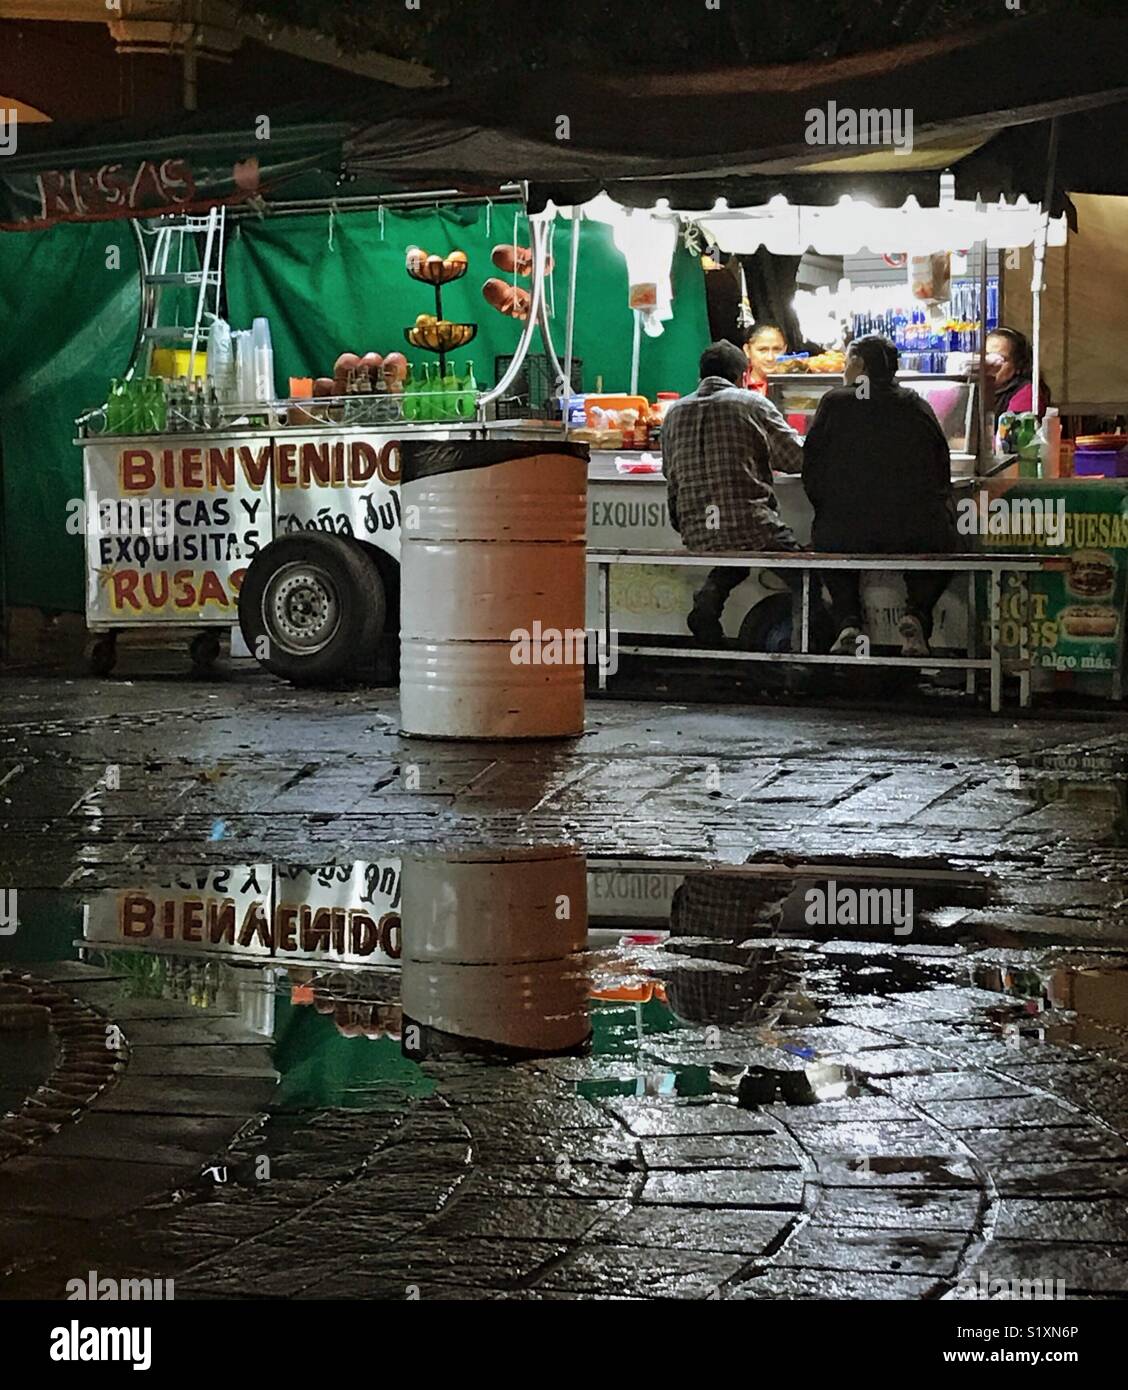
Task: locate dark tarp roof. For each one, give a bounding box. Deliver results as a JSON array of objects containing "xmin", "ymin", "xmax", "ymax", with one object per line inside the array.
[
  {"xmin": 3, "ymin": 13, "xmax": 1127, "ymax": 228},
  {"xmin": 340, "ymin": 13, "xmax": 1128, "ymax": 212}
]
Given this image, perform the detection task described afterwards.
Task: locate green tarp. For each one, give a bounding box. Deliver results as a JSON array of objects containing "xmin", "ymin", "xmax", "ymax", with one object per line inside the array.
[
  {"xmin": 1, "ymin": 206, "xmax": 708, "ymax": 613},
  {"xmin": 0, "ymin": 221, "xmax": 141, "ymax": 613},
  {"xmin": 225, "ymin": 204, "xmax": 707, "ymax": 409}
]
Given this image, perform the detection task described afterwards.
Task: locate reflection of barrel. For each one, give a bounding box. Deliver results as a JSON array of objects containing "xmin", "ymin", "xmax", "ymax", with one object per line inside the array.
[
  {"xmin": 401, "ymin": 847, "xmax": 590, "ymax": 1054},
  {"xmin": 399, "ymin": 441, "xmax": 589, "ymax": 739}
]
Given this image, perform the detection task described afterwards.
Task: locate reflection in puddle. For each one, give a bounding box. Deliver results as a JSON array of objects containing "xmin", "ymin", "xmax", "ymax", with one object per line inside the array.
[
  {"xmin": 971, "ymin": 957, "xmax": 1128, "ymax": 1058},
  {"xmin": 6, "ymin": 851, "xmax": 1116, "ymax": 1115}
]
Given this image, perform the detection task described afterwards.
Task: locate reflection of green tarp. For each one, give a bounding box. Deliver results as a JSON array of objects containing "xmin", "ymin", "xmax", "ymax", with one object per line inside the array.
[
  {"xmin": 271, "ymin": 995, "xmax": 433, "ymax": 1111},
  {"xmin": 1, "ymin": 204, "xmax": 707, "ymax": 614},
  {"xmin": 0, "ymin": 222, "xmax": 140, "ymax": 612},
  {"xmin": 224, "ymin": 205, "xmax": 708, "ymax": 410}
]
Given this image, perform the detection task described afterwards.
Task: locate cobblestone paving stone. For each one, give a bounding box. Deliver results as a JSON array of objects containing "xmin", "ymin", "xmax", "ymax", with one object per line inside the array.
[{"xmin": 1, "ymin": 676, "xmax": 1128, "ymax": 1299}]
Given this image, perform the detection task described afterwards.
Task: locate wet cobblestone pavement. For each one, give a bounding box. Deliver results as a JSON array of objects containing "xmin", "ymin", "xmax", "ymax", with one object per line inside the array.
[{"xmin": 2, "ymin": 674, "xmax": 1128, "ymax": 1301}]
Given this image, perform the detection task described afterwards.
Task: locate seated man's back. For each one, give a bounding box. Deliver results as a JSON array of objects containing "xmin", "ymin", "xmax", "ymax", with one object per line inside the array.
[{"xmin": 802, "ymin": 382, "xmax": 954, "ymax": 546}]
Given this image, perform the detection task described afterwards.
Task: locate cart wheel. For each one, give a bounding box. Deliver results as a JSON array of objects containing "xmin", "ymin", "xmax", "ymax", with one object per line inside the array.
[
  {"xmin": 87, "ymin": 634, "xmax": 117, "ymax": 677},
  {"xmin": 738, "ymin": 593, "xmax": 794, "ymax": 654},
  {"xmin": 238, "ymin": 533, "xmax": 385, "ymax": 686},
  {"xmin": 189, "ymin": 630, "xmax": 222, "ymax": 674}
]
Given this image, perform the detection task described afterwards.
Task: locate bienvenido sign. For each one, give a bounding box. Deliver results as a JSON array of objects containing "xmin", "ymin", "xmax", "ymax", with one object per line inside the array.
[
  {"xmin": 82, "ymin": 431, "xmax": 402, "ymax": 625},
  {"xmin": 118, "ymin": 439, "xmax": 401, "ymax": 493}
]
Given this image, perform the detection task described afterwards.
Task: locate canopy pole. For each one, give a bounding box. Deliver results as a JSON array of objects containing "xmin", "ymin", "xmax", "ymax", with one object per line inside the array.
[
  {"xmin": 630, "ymin": 310, "xmax": 641, "ymax": 396},
  {"xmin": 977, "ymin": 239, "xmax": 989, "ymax": 472},
  {"xmin": 1032, "ymin": 116, "xmax": 1061, "ymax": 419},
  {"xmin": 561, "ymin": 205, "xmax": 581, "ymax": 422}
]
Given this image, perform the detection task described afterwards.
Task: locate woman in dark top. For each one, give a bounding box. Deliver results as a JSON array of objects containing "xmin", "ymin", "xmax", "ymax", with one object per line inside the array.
[{"xmin": 802, "ymin": 333, "xmax": 957, "ymax": 660}]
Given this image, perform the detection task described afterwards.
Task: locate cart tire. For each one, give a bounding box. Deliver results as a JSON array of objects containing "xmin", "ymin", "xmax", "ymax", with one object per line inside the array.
[
  {"xmin": 737, "ymin": 593, "xmax": 793, "ymax": 654},
  {"xmin": 189, "ymin": 630, "xmax": 222, "ymax": 673},
  {"xmin": 239, "ymin": 533, "xmax": 385, "ymax": 686},
  {"xmin": 87, "ymin": 634, "xmax": 117, "ymax": 677}
]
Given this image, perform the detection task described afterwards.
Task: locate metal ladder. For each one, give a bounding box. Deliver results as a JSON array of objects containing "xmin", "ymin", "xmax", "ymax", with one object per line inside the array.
[{"xmin": 134, "ymin": 206, "xmax": 225, "ymax": 379}]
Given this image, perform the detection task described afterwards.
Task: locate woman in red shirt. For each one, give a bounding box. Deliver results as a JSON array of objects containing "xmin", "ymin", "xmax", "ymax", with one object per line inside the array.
[{"xmin": 741, "ymin": 322, "xmax": 788, "ymax": 394}]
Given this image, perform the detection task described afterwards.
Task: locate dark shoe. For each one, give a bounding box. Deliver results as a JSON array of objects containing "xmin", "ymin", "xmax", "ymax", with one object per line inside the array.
[{"xmin": 688, "ymin": 608, "xmax": 725, "ymax": 645}]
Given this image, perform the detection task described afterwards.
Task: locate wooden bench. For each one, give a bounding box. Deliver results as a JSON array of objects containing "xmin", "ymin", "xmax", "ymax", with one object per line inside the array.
[{"xmin": 586, "ymin": 548, "xmax": 1067, "ymax": 713}]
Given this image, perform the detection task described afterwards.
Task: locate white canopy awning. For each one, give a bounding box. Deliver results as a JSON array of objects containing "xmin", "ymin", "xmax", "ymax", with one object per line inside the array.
[{"xmin": 547, "ymin": 180, "xmax": 1069, "ymax": 257}]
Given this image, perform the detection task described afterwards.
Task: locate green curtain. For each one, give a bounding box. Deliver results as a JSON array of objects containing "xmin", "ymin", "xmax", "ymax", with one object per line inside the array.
[
  {"xmin": 224, "ymin": 204, "xmax": 708, "ymax": 401},
  {"xmin": 0, "ymin": 222, "xmax": 141, "ymax": 613}
]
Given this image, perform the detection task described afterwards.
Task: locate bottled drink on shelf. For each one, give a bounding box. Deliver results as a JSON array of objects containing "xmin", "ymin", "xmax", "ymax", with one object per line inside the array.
[
  {"xmin": 457, "ymin": 361, "xmax": 478, "ymax": 419},
  {"xmin": 402, "ymin": 363, "xmax": 420, "ymax": 422},
  {"xmin": 441, "ymin": 361, "xmax": 459, "ymax": 420}
]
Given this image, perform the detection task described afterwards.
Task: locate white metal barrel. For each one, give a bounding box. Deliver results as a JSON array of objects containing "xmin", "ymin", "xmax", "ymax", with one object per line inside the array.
[
  {"xmin": 400, "ymin": 848, "xmax": 590, "ymax": 1053},
  {"xmin": 399, "ymin": 440, "xmax": 589, "ymax": 739}
]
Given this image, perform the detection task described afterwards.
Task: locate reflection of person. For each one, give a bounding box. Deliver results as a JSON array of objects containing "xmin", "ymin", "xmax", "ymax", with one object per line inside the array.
[
  {"xmin": 985, "ymin": 326, "xmax": 1051, "ymax": 418},
  {"xmin": 741, "ymin": 322, "xmax": 788, "ymax": 394},
  {"xmin": 666, "ymin": 872, "xmax": 792, "ymax": 1027},
  {"xmin": 662, "ymin": 340, "xmax": 806, "ymax": 644},
  {"xmin": 802, "ymin": 333, "xmax": 957, "ymax": 659}
]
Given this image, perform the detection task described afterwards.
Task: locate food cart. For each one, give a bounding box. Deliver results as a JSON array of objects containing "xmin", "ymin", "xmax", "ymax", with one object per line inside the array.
[{"xmin": 76, "ymin": 197, "xmax": 574, "ymax": 683}]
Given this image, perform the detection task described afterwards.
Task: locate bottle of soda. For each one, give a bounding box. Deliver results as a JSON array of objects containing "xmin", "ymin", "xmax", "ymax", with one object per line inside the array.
[
  {"xmin": 441, "ymin": 360, "xmax": 459, "ymax": 421},
  {"xmin": 402, "ymin": 363, "xmax": 420, "ymax": 422},
  {"xmin": 153, "ymin": 377, "xmax": 168, "ymax": 433},
  {"xmin": 106, "ymin": 379, "xmax": 122, "ymax": 433},
  {"xmin": 457, "ymin": 361, "xmax": 478, "ymax": 419},
  {"xmin": 420, "ymin": 362, "xmax": 436, "ymax": 422}
]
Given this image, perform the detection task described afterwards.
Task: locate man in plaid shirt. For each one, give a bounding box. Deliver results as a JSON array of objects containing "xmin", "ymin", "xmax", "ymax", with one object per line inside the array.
[{"xmin": 663, "ymin": 340, "xmax": 805, "ymax": 643}]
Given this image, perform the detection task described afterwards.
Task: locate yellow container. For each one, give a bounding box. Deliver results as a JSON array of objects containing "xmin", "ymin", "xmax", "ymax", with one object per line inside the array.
[{"xmin": 151, "ymin": 348, "xmax": 208, "ymax": 380}]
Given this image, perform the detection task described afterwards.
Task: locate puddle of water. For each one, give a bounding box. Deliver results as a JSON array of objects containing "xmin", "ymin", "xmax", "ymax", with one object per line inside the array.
[
  {"xmin": 0, "ymin": 852, "xmax": 1115, "ymax": 1118},
  {"xmin": 971, "ymin": 956, "xmax": 1128, "ymax": 1058}
]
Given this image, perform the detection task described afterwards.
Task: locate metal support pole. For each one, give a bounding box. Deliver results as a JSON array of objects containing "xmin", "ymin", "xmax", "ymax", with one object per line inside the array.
[
  {"xmin": 976, "ymin": 239, "xmax": 990, "ymax": 471},
  {"xmin": 965, "ymin": 569, "xmax": 977, "ymax": 697},
  {"xmin": 1033, "ymin": 117, "xmax": 1061, "ymax": 421},
  {"xmin": 1017, "ymin": 571, "xmax": 1031, "ymax": 709},
  {"xmin": 989, "ymin": 568, "xmax": 1002, "ymax": 713},
  {"xmin": 598, "ymin": 562, "xmax": 611, "ymax": 693},
  {"xmin": 561, "ymin": 205, "xmax": 581, "ymax": 419},
  {"xmin": 630, "ymin": 309, "xmax": 641, "ymax": 396}
]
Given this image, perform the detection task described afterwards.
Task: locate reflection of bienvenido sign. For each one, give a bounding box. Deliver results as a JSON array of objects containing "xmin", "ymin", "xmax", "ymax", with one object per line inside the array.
[{"xmin": 82, "ymin": 862, "xmax": 402, "ymax": 968}]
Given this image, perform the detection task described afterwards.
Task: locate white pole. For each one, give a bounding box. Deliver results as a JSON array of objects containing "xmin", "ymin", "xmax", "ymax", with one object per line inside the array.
[
  {"xmin": 630, "ymin": 309, "xmax": 641, "ymax": 396},
  {"xmin": 1031, "ymin": 221, "xmax": 1046, "ymax": 418},
  {"xmin": 977, "ymin": 239, "xmax": 989, "ymax": 470},
  {"xmin": 562, "ymin": 205, "xmax": 580, "ymax": 421}
]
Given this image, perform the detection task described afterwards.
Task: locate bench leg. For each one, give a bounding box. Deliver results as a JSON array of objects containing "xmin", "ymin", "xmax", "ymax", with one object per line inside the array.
[
  {"xmin": 965, "ymin": 570, "xmax": 976, "ymax": 697},
  {"xmin": 598, "ymin": 561, "xmax": 610, "ymax": 693},
  {"xmin": 989, "ymin": 569, "xmax": 1002, "ymax": 714},
  {"xmin": 801, "ymin": 570, "xmax": 811, "ymax": 654},
  {"xmin": 1017, "ymin": 571, "xmax": 1031, "ymax": 709}
]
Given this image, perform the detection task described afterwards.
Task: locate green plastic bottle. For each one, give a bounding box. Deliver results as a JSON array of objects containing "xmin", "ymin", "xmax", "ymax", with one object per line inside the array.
[
  {"xmin": 440, "ymin": 360, "xmax": 459, "ymax": 422},
  {"xmin": 421, "ymin": 362, "xmax": 438, "ymax": 422},
  {"xmin": 458, "ymin": 360, "xmax": 478, "ymax": 420},
  {"xmin": 106, "ymin": 379, "xmax": 123, "ymax": 433},
  {"xmin": 402, "ymin": 363, "xmax": 420, "ymax": 422}
]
